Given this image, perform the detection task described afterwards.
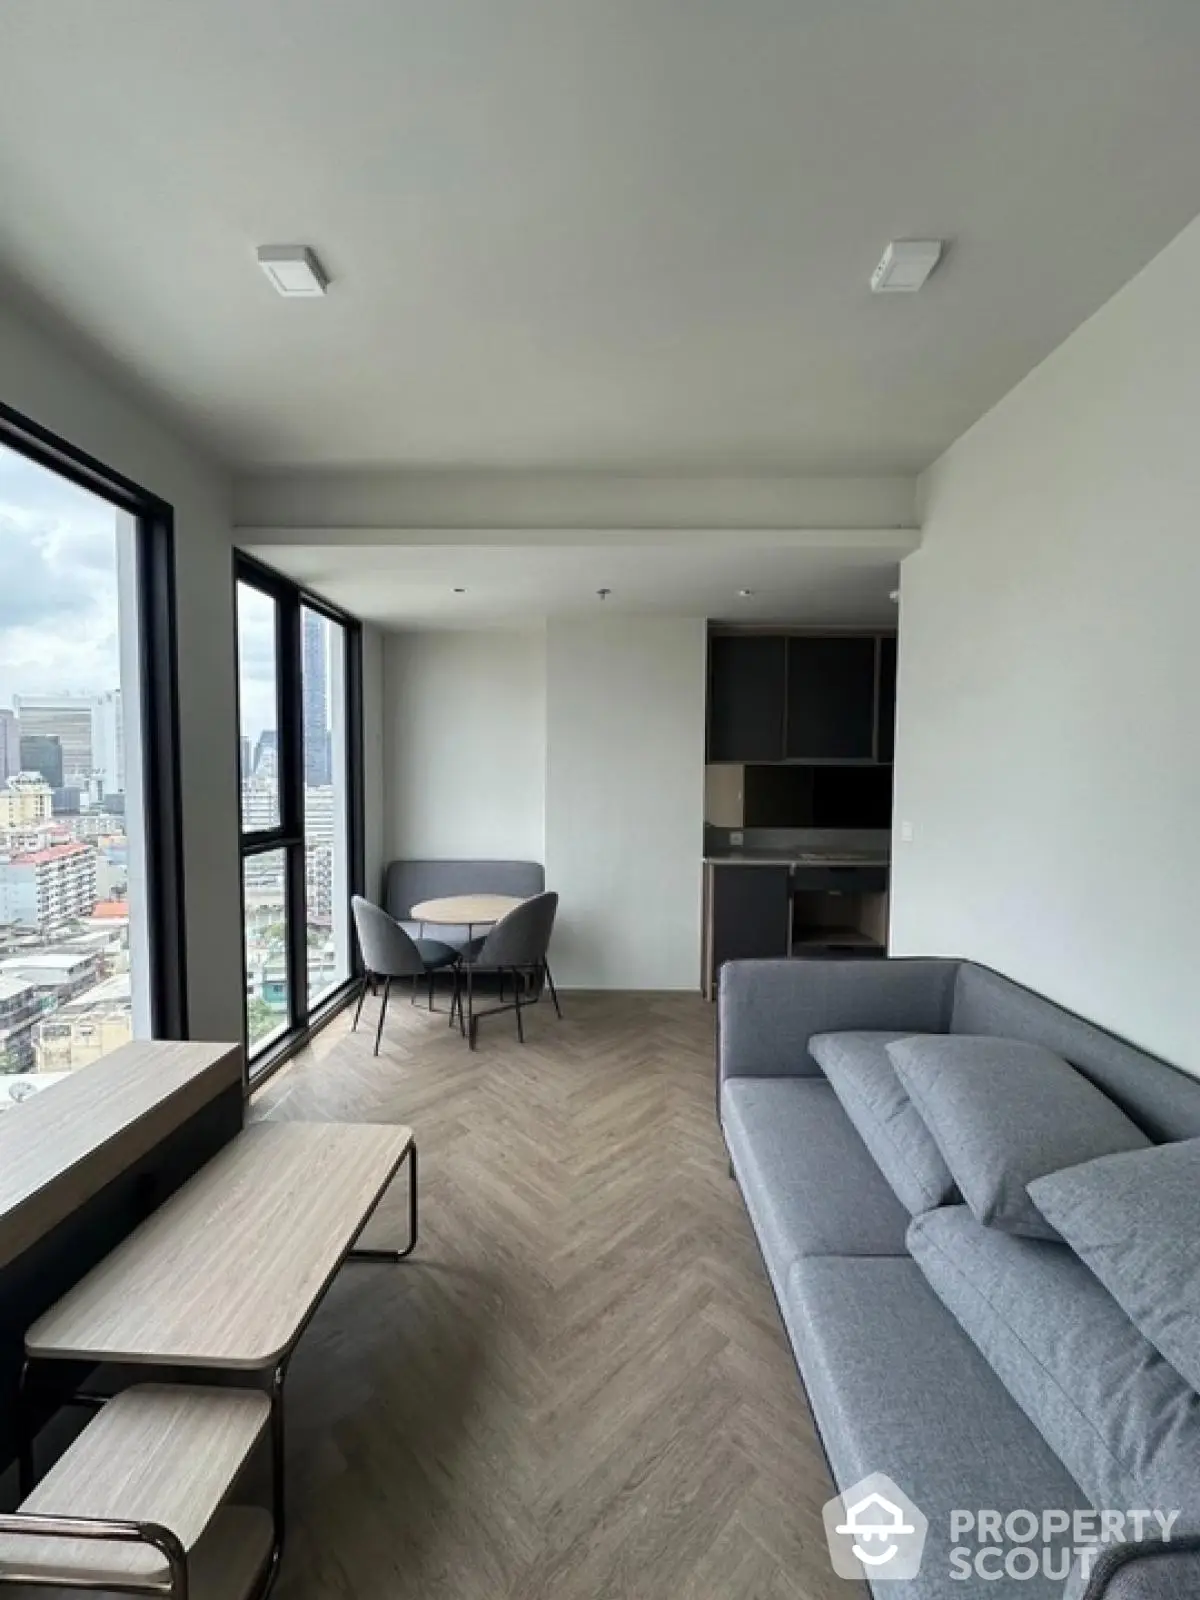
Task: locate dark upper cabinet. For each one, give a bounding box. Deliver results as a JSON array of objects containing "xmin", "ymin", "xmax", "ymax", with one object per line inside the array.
[
  {"xmin": 877, "ymin": 635, "xmax": 897, "ymax": 764},
  {"xmin": 707, "ymin": 635, "xmax": 786, "ymax": 761},
  {"xmin": 785, "ymin": 637, "xmax": 877, "ymax": 760}
]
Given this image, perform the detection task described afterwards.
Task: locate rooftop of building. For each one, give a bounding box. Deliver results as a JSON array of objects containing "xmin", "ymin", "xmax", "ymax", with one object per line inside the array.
[
  {"xmin": 0, "ymin": 842, "xmax": 91, "ymax": 866},
  {"xmin": 90, "ymin": 900, "xmax": 129, "ymax": 920}
]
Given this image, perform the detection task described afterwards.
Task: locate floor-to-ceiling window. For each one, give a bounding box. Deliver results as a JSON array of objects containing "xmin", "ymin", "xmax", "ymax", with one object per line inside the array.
[
  {"xmin": 236, "ymin": 556, "xmax": 360, "ymax": 1075},
  {"xmin": 0, "ymin": 403, "xmax": 184, "ymax": 1105}
]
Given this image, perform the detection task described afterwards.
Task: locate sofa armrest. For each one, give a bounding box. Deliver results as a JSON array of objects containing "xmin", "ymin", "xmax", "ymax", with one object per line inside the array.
[
  {"xmin": 1072, "ymin": 1537, "xmax": 1200, "ymax": 1599},
  {"xmin": 717, "ymin": 957, "xmax": 960, "ymax": 1081}
]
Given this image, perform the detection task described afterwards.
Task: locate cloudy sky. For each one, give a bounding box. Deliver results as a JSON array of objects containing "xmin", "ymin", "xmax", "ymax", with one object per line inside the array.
[
  {"xmin": 0, "ymin": 442, "xmax": 121, "ymax": 705},
  {"xmin": 0, "ymin": 442, "xmax": 278, "ymax": 743}
]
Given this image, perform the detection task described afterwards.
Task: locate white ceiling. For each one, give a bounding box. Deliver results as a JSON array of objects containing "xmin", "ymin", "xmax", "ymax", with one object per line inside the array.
[
  {"xmin": 244, "ymin": 533, "xmax": 914, "ymax": 628},
  {"xmin": 2, "ymin": 0, "xmax": 1200, "ymax": 473}
]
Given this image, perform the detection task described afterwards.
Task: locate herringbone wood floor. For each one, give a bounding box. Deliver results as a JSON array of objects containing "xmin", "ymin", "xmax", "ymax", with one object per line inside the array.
[{"xmin": 253, "ymin": 989, "xmax": 845, "ymax": 1600}]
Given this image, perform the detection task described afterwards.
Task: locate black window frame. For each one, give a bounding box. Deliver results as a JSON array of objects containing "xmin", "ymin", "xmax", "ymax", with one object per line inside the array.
[
  {"xmin": 0, "ymin": 399, "xmax": 188, "ymax": 1040},
  {"xmin": 234, "ymin": 551, "xmax": 364, "ymax": 1083}
]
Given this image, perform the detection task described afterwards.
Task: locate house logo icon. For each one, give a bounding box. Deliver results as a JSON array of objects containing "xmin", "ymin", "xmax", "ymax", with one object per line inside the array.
[{"xmin": 822, "ymin": 1473, "xmax": 928, "ymax": 1580}]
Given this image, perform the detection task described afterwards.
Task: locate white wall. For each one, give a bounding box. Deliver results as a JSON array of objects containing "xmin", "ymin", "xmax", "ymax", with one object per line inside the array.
[
  {"xmin": 891, "ymin": 213, "xmax": 1200, "ymax": 1072},
  {"xmin": 545, "ymin": 616, "xmax": 706, "ymax": 989},
  {"xmin": 383, "ymin": 629, "xmax": 546, "ymax": 862},
  {"xmin": 0, "ymin": 307, "xmax": 243, "ymax": 1043}
]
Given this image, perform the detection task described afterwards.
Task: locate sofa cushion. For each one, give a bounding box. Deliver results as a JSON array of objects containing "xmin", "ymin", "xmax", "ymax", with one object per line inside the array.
[
  {"xmin": 721, "ymin": 1079, "xmax": 910, "ymax": 1299},
  {"xmin": 809, "ymin": 1031, "xmax": 957, "ymax": 1215},
  {"xmin": 1064, "ymin": 1538, "xmax": 1200, "ymax": 1600},
  {"xmin": 888, "ymin": 1035, "xmax": 1150, "ymax": 1240},
  {"xmin": 950, "ymin": 963, "xmax": 1200, "ymax": 1143},
  {"xmin": 786, "ymin": 1255, "xmax": 1089, "ymax": 1600},
  {"xmin": 908, "ymin": 1206, "xmax": 1200, "ymax": 1518},
  {"xmin": 1029, "ymin": 1139, "xmax": 1200, "ymax": 1397}
]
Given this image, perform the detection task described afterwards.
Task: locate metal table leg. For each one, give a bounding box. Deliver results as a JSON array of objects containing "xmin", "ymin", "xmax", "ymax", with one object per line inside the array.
[{"xmin": 349, "ymin": 1142, "xmax": 418, "ymax": 1263}]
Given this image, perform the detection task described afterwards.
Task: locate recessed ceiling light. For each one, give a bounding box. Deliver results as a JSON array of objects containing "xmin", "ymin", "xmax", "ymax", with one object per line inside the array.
[
  {"xmin": 738, "ymin": 588, "xmax": 755, "ymax": 598},
  {"xmin": 870, "ymin": 240, "xmax": 944, "ymax": 294},
  {"xmin": 257, "ymin": 245, "xmax": 329, "ymax": 297}
]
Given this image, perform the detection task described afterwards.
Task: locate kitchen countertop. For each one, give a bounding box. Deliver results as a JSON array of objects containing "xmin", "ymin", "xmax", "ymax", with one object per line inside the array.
[{"xmin": 705, "ymin": 849, "xmax": 890, "ymax": 868}]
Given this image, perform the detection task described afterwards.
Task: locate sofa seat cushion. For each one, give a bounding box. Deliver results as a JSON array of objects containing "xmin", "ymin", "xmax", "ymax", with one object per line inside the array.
[
  {"xmin": 786, "ymin": 1255, "xmax": 1088, "ymax": 1599},
  {"xmin": 908, "ymin": 1206, "xmax": 1200, "ymax": 1520},
  {"xmin": 1029, "ymin": 1139, "xmax": 1200, "ymax": 1399},
  {"xmin": 810, "ymin": 1031, "xmax": 957, "ymax": 1215},
  {"xmin": 888, "ymin": 1035, "xmax": 1150, "ymax": 1240},
  {"xmin": 721, "ymin": 1079, "xmax": 910, "ymax": 1295}
]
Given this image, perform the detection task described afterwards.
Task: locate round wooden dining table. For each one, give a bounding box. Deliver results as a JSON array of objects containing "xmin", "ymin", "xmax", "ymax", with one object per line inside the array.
[{"xmin": 410, "ymin": 894, "xmax": 524, "ymax": 937}]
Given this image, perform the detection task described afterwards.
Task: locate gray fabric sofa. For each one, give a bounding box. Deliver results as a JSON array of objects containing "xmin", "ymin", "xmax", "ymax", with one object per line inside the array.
[
  {"xmin": 719, "ymin": 958, "xmax": 1200, "ymax": 1600},
  {"xmin": 383, "ymin": 858, "xmax": 544, "ymax": 949}
]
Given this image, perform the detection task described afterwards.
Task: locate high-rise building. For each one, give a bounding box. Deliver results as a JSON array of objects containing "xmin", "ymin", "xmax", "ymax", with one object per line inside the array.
[
  {"xmin": 302, "ymin": 610, "xmax": 330, "ymax": 788},
  {"xmin": 0, "ymin": 841, "xmax": 96, "ymax": 930},
  {"xmin": 0, "ymin": 711, "xmax": 19, "ymax": 783},
  {"xmin": 240, "ymin": 735, "xmax": 251, "ymax": 782},
  {"xmin": 19, "ymin": 735, "xmax": 64, "ymax": 789},
  {"xmin": 253, "ymin": 730, "xmax": 278, "ymax": 781},
  {"xmin": 303, "ymin": 784, "xmax": 336, "ymax": 846},
  {"xmin": 92, "ymin": 690, "xmax": 124, "ymax": 796},
  {"xmin": 15, "ymin": 695, "xmax": 94, "ymax": 783},
  {"xmin": 0, "ymin": 775, "xmax": 54, "ymax": 830}
]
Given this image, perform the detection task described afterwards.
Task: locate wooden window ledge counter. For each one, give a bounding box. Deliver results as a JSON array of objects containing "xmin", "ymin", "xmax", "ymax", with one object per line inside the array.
[{"xmin": 0, "ymin": 1041, "xmax": 242, "ymax": 1273}]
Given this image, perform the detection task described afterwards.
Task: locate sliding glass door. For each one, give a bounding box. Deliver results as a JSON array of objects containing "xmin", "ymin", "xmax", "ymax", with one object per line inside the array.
[{"xmin": 236, "ymin": 557, "xmax": 361, "ymax": 1075}]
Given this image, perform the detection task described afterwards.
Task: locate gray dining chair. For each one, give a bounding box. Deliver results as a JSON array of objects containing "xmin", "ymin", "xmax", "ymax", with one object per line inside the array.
[
  {"xmin": 351, "ymin": 895, "xmax": 460, "ymax": 1055},
  {"xmin": 450, "ymin": 891, "xmax": 561, "ymax": 1049}
]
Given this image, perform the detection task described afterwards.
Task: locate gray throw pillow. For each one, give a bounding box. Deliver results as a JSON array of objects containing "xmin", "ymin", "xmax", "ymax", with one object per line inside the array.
[
  {"xmin": 1029, "ymin": 1139, "xmax": 1200, "ymax": 1395},
  {"xmin": 908, "ymin": 1206, "xmax": 1200, "ymax": 1516},
  {"xmin": 887, "ymin": 1035, "xmax": 1150, "ymax": 1240},
  {"xmin": 809, "ymin": 1031, "xmax": 957, "ymax": 1215}
]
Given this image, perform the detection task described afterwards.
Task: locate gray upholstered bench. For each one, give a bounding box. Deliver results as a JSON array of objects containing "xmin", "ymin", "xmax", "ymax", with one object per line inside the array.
[{"xmin": 384, "ymin": 859, "xmax": 544, "ymax": 949}]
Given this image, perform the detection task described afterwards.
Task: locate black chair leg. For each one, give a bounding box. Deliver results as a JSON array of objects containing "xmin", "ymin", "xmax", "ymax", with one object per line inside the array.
[
  {"xmin": 514, "ymin": 971, "xmax": 525, "ymax": 1043},
  {"xmin": 352, "ymin": 974, "xmax": 369, "ymax": 1031},
  {"xmin": 374, "ymin": 978, "xmax": 392, "ymax": 1056},
  {"xmin": 448, "ymin": 966, "xmax": 460, "ymax": 1028},
  {"xmin": 465, "ymin": 965, "xmax": 474, "ymax": 1046},
  {"xmin": 544, "ymin": 960, "xmax": 563, "ymax": 1019},
  {"xmin": 428, "ymin": 968, "xmax": 435, "ymax": 1011}
]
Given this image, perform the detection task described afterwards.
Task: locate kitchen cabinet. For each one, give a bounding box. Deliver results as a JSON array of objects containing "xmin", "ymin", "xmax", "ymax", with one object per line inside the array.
[
  {"xmin": 707, "ymin": 635, "xmax": 786, "ymax": 762},
  {"xmin": 704, "ymin": 865, "xmax": 790, "ymax": 995},
  {"xmin": 706, "ymin": 631, "xmax": 896, "ymax": 767},
  {"xmin": 785, "ymin": 636, "xmax": 877, "ymax": 760}
]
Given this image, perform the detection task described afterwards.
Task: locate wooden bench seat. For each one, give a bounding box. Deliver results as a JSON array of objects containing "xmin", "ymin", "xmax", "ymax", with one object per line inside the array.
[{"xmin": 0, "ymin": 1387, "xmax": 269, "ymax": 1589}]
